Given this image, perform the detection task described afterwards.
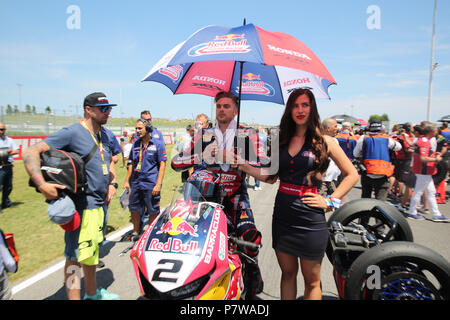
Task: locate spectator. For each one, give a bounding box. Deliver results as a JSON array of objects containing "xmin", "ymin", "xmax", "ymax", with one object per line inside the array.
[
  {"xmin": 320, "ymin": 118, "xmax": 341, "ymax": 198},
  {"xmin": 391, "ymin": 123, "xmax": 414, "ymax": 204},
  {"xmin": 0, "ymin": 122, "xmax": 19, "ymax": 210},
  {"xmin": 123, "ymin": 118, "xmax": 167, "ymax": 240},
  {"xmin": 195, "ymin": 113, "xmax": 211, "ymax": 130},
  {"xmin": 123, "ymin": 135, "xmax": 134, "ymax": 169},
  {"xmin": 98, "ymin": 127, "xmax": 121, "ymax": 268},
  {"xmin": 433, "ymin": 129, "xmax": 448, "ymax": 204},
  {"xmin": 406, "ymin": 123, "xmax": 450, "ymax": 222},
  {"xmin": 137, "ymin": 110, "xmax": 165, "ymax": 145},
  {"xmin": 0, "ymin": 229, "xmax": 18, "ymax": 300},
  {"xmin": 175, "ymin": 124, "xmax": 195, "ymax": 153},
  {"xmin": 23, "ymin": 92, "xmax": 119, "ymax": 300},
  {"xmin": 175, "ymin": 124, "xmax": 195, "ymax": 182},
  {"xmin": 120, "ymin": 129, "xmax": 130, "ymax": 167},
  {"xmin": 335, "ymin": 122, "xmax": 357, "ymax": 161},
  {"xmin": 254, "ymin": 127, "xmax": 268, "ymax": 191},
  {"xmin": 440, "ymin": 121, "xmax": 450, "ymax": 141},
  {"xmin": 353, "ymin": 118, "xmax": 401, "ymax": 201},
  {"xmin": 394, "ymin": 123, "xmax": 416, "ymax": 209}
]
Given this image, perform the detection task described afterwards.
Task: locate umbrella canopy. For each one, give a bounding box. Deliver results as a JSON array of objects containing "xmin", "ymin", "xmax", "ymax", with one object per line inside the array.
[
  {"xmin": 142, "ymin": 23, "xmax": 336, "ymax": 106},
  {"xmin": 331, "ymin": 114, "xmax": 360, "ymax": 125},
  {"xmin": 357, "ymin": 118, "xmax": 368, "ymax": 126},
  {"xmin": 437, "ymin": 115, "xmax": 450, "ymax": 122}
]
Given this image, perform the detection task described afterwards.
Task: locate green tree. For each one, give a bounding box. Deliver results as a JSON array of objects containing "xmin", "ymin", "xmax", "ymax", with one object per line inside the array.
[
  {"xmin": 25, "ymin": 104, "xmax": 32, "ymax": 114},
  {"xmin": 6, "ymin": 104, "xmax": 12, "ymax": 115},
  {"xmin": 13, "ymin": 105, "xmax": 19, "ymax": 114},
  {"xmin": 45, "ymin": 106, "xmax": 51, "ymax": 114},
  {"xmin": 369, "ymin": 114, "xmax": 390, "ymax": 122}
]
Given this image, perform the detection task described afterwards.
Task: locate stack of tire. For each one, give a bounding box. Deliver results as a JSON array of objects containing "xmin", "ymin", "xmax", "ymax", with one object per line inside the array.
[{"xmin": 327, "ymin": 198, "xmax": 450, "ymax": 300}]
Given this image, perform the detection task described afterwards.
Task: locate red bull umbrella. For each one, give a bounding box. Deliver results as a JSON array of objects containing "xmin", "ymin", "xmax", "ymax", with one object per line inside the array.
[{"xmin": 142, "ymin": 23, "xmax": 336, "ymax": 122}]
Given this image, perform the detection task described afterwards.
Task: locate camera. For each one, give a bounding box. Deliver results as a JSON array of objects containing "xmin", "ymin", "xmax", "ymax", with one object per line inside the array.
[{"xmin": 352, "ymin": 159, "xmax": 366, "ymax": 174}]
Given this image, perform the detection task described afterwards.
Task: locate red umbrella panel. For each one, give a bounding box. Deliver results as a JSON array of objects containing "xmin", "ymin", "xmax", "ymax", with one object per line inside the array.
[{"xmin": 142, "ymin": 24, "xmax": 336, "ymax": 104}]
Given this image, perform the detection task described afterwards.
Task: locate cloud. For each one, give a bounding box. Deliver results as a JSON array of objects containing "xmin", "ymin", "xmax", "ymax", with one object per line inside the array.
[{"xmin": 385, "ymin": 80, "xmax": 424, "ymax": 88}]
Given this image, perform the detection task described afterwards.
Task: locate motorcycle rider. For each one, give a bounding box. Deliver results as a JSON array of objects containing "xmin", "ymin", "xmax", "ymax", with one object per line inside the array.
[{"xmin": 171, "ymin": 91, "xmax": 268, "ymax": 299}]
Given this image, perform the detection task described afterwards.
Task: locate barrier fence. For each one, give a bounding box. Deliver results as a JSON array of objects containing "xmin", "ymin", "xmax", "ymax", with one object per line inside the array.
[{"xmin": 11, "ymin": 135, "xmax": 174, "ymax": 161}]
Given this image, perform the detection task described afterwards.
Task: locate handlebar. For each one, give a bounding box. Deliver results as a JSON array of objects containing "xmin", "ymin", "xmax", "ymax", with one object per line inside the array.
[{"xmin": 228, "ymin": 236, "xmax": 261, "ymax": 250}]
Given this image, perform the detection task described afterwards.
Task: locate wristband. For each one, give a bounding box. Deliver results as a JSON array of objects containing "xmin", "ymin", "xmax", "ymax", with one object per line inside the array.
[{"xmin": 326, "ymin": 195, "xmax": 341, "ymax": 209}]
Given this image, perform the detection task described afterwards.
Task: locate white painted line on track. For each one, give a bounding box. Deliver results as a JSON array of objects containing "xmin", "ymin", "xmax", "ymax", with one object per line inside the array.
[{"xmin": 12, "ymin": 224, "xmax": 133, "ymax": 295}]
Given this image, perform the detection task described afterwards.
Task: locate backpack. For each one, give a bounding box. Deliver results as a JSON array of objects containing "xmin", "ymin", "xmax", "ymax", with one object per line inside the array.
[
  {"xmin": 0, "ymin": 229, "xmax": 19, "ymax": 272},
  {"xmin": 29, "ymin": 144, "xmax": 97, "ymax": 196}
]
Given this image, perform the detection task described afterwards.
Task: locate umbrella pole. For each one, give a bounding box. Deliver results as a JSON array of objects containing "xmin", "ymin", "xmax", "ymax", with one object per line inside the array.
[
  {"xmin": 236, "ymin": 61, "xmax": 244, "ymax": 128},
  {"xmin": 236, "ymin": 18, "xmax": 246, "ymax": 130}
]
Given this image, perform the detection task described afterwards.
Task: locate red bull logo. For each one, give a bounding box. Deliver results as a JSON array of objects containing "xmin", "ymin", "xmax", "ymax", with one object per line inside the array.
[
  {"xmin": 239, "ymin": 73, "xmax": 275, "ymax": 97},
  {"xmin": 241, "ymin": 73, "xmax": 261, "ymax": 81},
  {"xmin": 148, "ymin": 238, "xmax": 199, "ymax": 254},
  {"xmin": 188, "ymin": 33, "xmax": 250, "ymax": 56},
  {"xmin": 157, "ymin": 216, "xmax": 199, "ymax": 237},
  {"xmin": 214, "ymin": 33, "xmax": 245, "ymax": 41},
  {"xmin": 158, "ymin": 65, "xmax": 183, "ymax": 82}
]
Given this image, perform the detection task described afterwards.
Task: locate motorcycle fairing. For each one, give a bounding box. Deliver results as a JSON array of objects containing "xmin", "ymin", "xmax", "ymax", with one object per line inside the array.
[{"xmin": 131, "ymin": 200, "xmax": 237, "ymax": 299}]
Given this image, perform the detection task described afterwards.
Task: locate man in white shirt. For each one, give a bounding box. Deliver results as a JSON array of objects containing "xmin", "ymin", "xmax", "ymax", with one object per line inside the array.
[
  {"xmin": 171, "ymin": 91, "xmax": 267, "ymax": 299},
  {"xmin": 320, "ymin": 118, "xmax": 341, "ymax": 198},
  {"xmin": 0, "ymin": 123, "xmax": 19, "ymax": 210}
]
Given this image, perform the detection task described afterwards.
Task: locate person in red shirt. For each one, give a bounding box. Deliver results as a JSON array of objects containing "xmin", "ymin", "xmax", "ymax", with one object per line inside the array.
[{"xmin": 407, "ymin": 123, "xmax": 450, "ymax": 222}]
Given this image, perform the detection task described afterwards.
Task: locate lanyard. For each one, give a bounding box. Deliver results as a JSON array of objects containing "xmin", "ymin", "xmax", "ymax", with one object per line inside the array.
[
  {"xmin": 136, "ymin": 140, "xmax": 150, "ymax": 171},
  {"xmin": 81, "ymin": 121, "xmax": 105, "ymax": 163}
]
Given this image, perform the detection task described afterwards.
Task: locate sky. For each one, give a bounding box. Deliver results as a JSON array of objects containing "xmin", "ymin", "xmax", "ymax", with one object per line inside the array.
[{"xmin": 1, "ymin": 0, "xmax": 449, "ymax": 126}]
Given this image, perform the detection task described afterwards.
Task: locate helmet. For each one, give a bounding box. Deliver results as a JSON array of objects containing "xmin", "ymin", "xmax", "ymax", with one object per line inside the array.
[{"xmin": 185, "ymin": 170, "xmax": 221, "ymax": 203}]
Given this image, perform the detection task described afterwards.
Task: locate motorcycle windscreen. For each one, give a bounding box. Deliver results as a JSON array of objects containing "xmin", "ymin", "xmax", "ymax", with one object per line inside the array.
[{"xmin": 143, "ymin": 186, "xmax": 228, "ymax": 294}]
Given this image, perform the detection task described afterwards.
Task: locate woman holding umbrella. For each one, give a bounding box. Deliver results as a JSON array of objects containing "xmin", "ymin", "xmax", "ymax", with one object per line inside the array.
[{"xmin": 237, "ymin": 88, "xmax": 358, "ymax": 300}]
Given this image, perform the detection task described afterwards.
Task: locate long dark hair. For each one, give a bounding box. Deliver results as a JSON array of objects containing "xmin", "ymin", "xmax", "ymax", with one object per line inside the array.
[{"xmin": 279, "ymin": 88, "xmax": 329, "ymax": 181}]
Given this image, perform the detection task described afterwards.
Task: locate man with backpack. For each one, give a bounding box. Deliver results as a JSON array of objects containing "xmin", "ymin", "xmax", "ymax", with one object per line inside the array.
[
  {"xmin": 23, "ymin": 92, "xmax": 120, "ymax": 300},
  {"xmin": 353, "ymin": 118, "xmax": 401, "ymax": 201}
]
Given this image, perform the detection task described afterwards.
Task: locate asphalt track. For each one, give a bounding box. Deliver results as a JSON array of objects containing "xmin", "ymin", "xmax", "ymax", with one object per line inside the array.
[{"xmin": 12, "ymin": 179, "xmax": 450, "ymax": 300}]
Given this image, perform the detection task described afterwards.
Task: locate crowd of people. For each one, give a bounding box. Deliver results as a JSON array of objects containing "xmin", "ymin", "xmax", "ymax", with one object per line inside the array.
[
  {"xmin": 0, "ymin": 88, "xmax": 449, "ymax": 301},
  {"xmin": 321, "ymin": 117, "xmax": 450, "ymax": 222}
]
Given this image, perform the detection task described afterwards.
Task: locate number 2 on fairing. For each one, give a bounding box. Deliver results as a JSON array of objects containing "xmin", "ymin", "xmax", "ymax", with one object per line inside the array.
[{"xmin": 151, "ymin": 259, "xmax": 183, "ymax": 283}]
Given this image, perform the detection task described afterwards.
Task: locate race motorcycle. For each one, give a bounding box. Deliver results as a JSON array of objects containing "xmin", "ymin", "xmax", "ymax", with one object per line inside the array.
[
  {"xmin": 327, "ymin": 199, "xmax": 450, "ymax": 300},
  {"xmin": 129, "ymin": 170, "xmax": 260, "ymax": 300}
]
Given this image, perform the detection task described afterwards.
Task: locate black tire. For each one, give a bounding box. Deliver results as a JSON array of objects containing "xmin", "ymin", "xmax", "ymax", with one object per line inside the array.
[
  {"xmin": 326, "ymin": 199, "xmax": 413, "ymax": 263},
  {"xmin": 344, "ymin": 241, "xmax": 450, "ymax": 300},
  {"xmin": 328, "ymin": 198, "xmax": 414, "ymax": 242}
]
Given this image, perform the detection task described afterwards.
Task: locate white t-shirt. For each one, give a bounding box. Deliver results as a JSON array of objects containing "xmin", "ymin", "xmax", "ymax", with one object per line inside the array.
[{"xmin": 324, "ymin": 138, "xmax": 341, "ymax": 182}]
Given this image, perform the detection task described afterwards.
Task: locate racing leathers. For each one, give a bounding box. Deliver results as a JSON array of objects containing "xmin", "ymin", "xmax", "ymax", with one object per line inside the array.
[
  {"xmin": 171, "ymin": 121, "xmax": 269, "ymax": 298},
  {"xmin": 172, "ymin": 122, "xmax": 268, "ymax": 249}
]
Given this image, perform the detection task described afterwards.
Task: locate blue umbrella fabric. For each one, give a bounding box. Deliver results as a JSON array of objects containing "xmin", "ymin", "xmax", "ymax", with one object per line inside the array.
[{"xmin": 142, "ymin": 23, "xmax": 336, "ymax": 104}]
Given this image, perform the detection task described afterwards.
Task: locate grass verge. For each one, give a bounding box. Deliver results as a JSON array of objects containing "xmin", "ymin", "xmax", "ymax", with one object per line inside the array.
[{"xmin": 0, "ymin": 145, "xmax": 182, "ymax": 283}]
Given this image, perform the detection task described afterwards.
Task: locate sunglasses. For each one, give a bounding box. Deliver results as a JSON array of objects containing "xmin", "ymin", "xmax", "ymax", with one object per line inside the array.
[
  {"xmin": 0, "ymin": 129, "xmax": 5, "ymax": 131},
  {"xmin": 95, "ymin": 106, "xmax": 113, "ymax": 113}
]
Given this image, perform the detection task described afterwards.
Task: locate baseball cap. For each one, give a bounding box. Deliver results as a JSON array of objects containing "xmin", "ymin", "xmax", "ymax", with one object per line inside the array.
[
  {"xmin": 368, "ymin": 118, "xmax": 382, "ymax": 132},
  {"xmin": 47, "ymin": 195, "xmax": 81, "ymax": 231},
  {"xmin": 83, "ymin": 92, "xmax": 117, "ymax": 108}
]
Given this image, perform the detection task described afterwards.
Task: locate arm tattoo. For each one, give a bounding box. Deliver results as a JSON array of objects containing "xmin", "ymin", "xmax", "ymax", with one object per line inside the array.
[{"xmin": 23, "ymin": 141, "xmax": 49, "ymax": 186}]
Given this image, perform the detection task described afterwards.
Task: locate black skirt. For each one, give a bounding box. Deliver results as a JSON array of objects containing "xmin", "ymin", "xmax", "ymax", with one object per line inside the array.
[{"xmin": 272, "ymin": 191, "xmax": 329, "ymax": 260}]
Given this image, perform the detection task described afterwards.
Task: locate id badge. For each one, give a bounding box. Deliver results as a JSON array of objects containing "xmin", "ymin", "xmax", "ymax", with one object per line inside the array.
[
  {"xmin": 136, "ymin": 163, "xmax": 141, "ymax": 172},
  {"xmin": 102, "ymin": 163, "xmax": 108, "ymax": 175}
]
